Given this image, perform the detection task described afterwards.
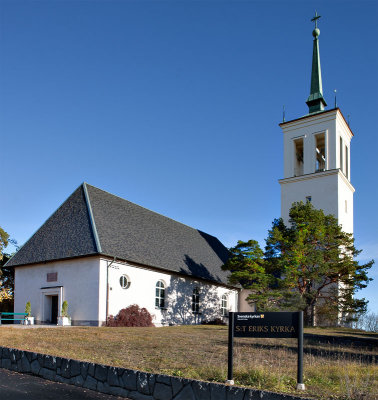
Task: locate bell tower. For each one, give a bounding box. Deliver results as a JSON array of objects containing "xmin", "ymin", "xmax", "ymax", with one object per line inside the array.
[{"xmin": 279, "ymin": 12, "xmax": 354, "ymax": 234}]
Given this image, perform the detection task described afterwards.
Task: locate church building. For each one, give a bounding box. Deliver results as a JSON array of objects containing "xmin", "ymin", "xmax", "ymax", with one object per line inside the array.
[
  {"xmin": 7, "ymin": 183, "xmax": 243, "ymax": 326},
  {"xmin": 279, "ymin": 13, "xmax": 354, "ymax": 235}
]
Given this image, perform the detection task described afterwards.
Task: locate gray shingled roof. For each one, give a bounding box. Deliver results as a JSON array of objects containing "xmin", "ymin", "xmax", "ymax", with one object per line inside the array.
[{"xmin": 6, "ymin": 183, "xmax": 232, "ymax": 285}]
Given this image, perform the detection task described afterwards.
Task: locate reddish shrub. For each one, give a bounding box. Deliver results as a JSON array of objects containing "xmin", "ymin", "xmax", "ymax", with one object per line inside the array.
[{"xmin": 106, "ymin": 304, "xmax": 155, "ymax": 327}]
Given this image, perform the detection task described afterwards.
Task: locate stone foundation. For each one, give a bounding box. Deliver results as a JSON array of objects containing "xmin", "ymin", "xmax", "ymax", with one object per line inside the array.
[{"xmin": 0, "ymin": 346, "xmax": 308, "ymax": 400}]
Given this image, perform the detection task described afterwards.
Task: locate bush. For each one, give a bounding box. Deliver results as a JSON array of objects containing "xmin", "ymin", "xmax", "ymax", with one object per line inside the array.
[
  {"xmin": 201, "ymin": 318, "xmax": 226, "ymax": 326},
  {"xmin": 25, "ymin": 301, "xmax": 31, "ymax": 317},
  {"xmin": 106, "ymin": 304, "xmax": 155, "ymax": 327},
  {"xmin": 61, "ymin": 301, "xmax": 69, "ymax": 317}
]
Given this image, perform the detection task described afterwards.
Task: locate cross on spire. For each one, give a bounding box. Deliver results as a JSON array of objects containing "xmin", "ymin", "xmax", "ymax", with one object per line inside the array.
[{"xmin": 311, "ymin": 11, "xmax": 321, "ymax": 29}]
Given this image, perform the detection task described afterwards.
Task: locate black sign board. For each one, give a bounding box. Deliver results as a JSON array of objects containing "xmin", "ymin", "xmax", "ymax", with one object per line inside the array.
[
  {"xmin": 227, "ymin": 311, "xmax": 305, "ymax": 390},
  {"xmin": 233, "ymin": 312, "xmax": 299, "ymax": 338}
]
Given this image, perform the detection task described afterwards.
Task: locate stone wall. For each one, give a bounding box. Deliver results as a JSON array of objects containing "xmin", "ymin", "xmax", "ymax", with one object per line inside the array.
[{"xmin": 0, "ymin": 346, "xmax": 307, "ymax": 400}]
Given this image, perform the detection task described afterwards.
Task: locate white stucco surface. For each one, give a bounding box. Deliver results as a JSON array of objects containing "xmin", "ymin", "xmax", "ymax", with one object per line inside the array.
[
  {"xmin": 14, "ymin": 256, "xmax": 238, "ymax": 327},
  {"xmin": 14, "ymin": 257, "xmax": 101, "ymax": 325},
  {"xmin": 280, "ymin": 109, "xmax": 354, "ymax": 234},
  {"xmin": 101, "ymin": 258, "xmax": 238, "ymax": 326}
]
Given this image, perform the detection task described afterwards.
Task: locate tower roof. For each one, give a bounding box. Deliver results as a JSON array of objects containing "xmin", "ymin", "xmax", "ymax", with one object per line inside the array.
[{"xmin": 306, "ymin": 11, "xmax": 327, "ymax": 113}]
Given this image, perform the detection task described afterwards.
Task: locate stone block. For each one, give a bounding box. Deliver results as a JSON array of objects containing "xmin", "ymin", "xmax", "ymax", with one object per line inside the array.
[
  {"xmin": 153, "ymin": 382, "xmax": 173, "ymax": 400},
  {"xmin": 56, "ymin": 375, "xmax": 71, "ymax": 384},
  {"xmin": 137, "ymin": 372, "xmax": 150, "ymax": 395},
  {"xmin": 26, "ymin": 351, "xmax": 33, "ymax": 362},
  {"xmin": 122, "ymin": 370, "xmax": 137, "ymax": 391},
  {"xmin": 44, "ymin": 355, "xmax": 56, "ymax": 370},
  {"xmin": 109, "ymin": 386, "xmax": 130, "ymax": 397},
  {"xmin": 1, "ymin": 359, "xmax": 11, "ymax": 369},
  {"xmin": 83, "ymin": 375, "xmax": 98, "ymax": 391},
  {"xmin": 210, "ymin": 383, "xmax": 227, "ymax": 400},
  {"xmin": 39, "ymin": 367, "xmax": 56, "ymax": 381},
  {"xmin": 30, "ymin": 360, "xmax": 41, "ymax": 375},
  {"xmin": 173, "ymin": 384, "xmax": 196, "ymax": 400},
  {"xmin": 61, "ymin": 359, "xmax": 71, "ymax": 379},
  {"xmin": 128, "ymin": 391, "xmax": 153, "ymax": 400},
  {"xmin": 148, "ymin": 374, "xmax": 155, "ymax": 394},
  {"xmin": 156, "ymin": 374, "xmax": 171, "ymax": 386},
  {"xmin": 70, "ymin": 375, "xmax": 84, "ymax": 387},
  {"xmin": 21, "ymin": 355, "xmax": 31, "ymax": 372},
  {"xmin": 81, "ymin": 362, "xmax": 89, "ymax": 379},
  {"xmin": 97, "ymin": 381, "xmax": 111, "ymax": 394},
  {"xmin": 226, "ymin": 386, "xmax": 245, "ymax": 400},
  {"xmin": 10, "ymin": 352, "xmax": 16, "ymax": 363},
  {"xmin": 95, "ymin": 364, "xmax": 108, "ymax": 382},
  {"xmin": 88, "ymin": 362, "xmax": 95, "ymax": 377},
  {"xmin": 108, "ymin": 366, "xmax": 120, "ymax": 387},
  {"xmin": 56, "ymin": 357, "xmax": 62, "ymax": 368},
  {"xmin": 171, "ymin": 377, "xmax": 184, "ymax": 397},
  {"xmin": 70, "ymin": 360, "xmax": 81, "ymax": 377},
  {"xmin": 2, "ymin": 348, "xmax": 10, "ymax": 358},
  {"xmin": 192, "ymin": 381, "xmax": 211, "ymax": 400}
]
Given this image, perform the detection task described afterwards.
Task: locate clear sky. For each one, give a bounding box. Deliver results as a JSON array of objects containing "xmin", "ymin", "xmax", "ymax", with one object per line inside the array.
[{"xmin": 1, "ymin": 0, "xmax": 377, "ymax": 312}]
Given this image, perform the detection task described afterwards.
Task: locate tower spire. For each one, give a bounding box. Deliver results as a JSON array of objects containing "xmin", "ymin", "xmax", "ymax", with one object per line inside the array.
[{"xmin": 306, "ymin": 11, "xmax": 327, "ymax": 113}]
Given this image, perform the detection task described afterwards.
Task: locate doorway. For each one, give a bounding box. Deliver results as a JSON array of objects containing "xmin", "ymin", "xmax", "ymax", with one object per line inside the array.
[{"xmin": 51, "ymin": 296, "xmax": 58, "ymax": 324}]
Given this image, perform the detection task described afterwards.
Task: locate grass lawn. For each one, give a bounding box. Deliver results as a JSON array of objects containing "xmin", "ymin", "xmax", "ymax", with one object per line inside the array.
[{"xmin": 0, "ymin": 325, "xmax": 376, "ymax": 399}]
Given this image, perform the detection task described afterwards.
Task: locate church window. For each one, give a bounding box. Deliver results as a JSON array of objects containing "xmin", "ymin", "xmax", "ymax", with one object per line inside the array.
[
  {"xmin": 306, "ymin": 196, "xmax": 312, "ymax": 203},
  {"xmin": 315, "ymin": 133, "xmax": 326, "ymax": 172},
  {"xmin": 221, "ymin": 294, "xmax": 228, "ymax": 316},
  {"xmin": 192, "ymin": 287, "xmax": 200, "ymax": 313},
  {"xmin": 155, "ymin": 280, "xmax": 165, "ymax": 308},
  {"xmin": 345, "ymin": 145, "xmax": 349, "ymax": 179},
  {"xmin": 119, "ymin": 275, "xmax": 130, "ymax": 289},
  {"xmin": 340, "ymin": 137, "xmax": 343, "ymax": 172},
  {"xmin": 294, "ymin": 138, "xmax": 304, "ymax": 176}
]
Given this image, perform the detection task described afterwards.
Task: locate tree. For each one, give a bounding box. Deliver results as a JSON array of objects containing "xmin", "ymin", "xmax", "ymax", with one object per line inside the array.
[
  {"xmin": 222, "ymin": 240, "xmax": 281, "ymax": 311},
  {"xmin": 0, "ymin": 226, "xmax": 14, "ymax": 312},
  {"xmin": 223, "ymin": 202, "xmax": 374, "ymax": 326}
]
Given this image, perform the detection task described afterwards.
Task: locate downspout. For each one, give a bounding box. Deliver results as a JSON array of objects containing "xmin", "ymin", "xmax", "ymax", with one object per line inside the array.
[{"xmin": 106, "ymin": 257, "xmax": 116, "ymax": 323}]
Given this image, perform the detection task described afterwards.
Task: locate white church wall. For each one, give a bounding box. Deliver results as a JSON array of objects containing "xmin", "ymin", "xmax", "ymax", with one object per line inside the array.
[
  {"xmin": 14, "ymin": 257, "xmax": 101, "ymax": 325},
  {"xmin": 101, "ymin": 258, "xmax": 238, "ymax": 326}
]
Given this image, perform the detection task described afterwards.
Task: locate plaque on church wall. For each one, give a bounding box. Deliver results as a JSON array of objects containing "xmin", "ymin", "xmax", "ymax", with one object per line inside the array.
[{"xmin": 47, "ymin": 272, "xmax": 58, "ymax": 282}]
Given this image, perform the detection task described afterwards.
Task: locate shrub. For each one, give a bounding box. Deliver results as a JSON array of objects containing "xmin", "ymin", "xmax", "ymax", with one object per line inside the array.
[
  {"xmin": 61, "ymin": 301, "xmax": 69, "ymax": 317},
  {"xmin": 25, "ymin": 301, "xmax": 31, "ymax": 317},
  {"xmin": 106, "ymin": 304, "xmax": 154, "ymax": 327},
  {"xmin": 201, "ymin": 318, "xmax": 226, "ymax": 326}
]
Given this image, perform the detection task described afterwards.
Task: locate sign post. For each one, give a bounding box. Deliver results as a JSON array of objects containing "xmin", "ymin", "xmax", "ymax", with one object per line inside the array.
[
  {"xmin": 227, "ymin": 311, "xmax": 305, "ymax": 391},
  {"xmin": 226, "ymin": 311, "xmax": 234, "ymax": 385},
  {"xmin": 296, "ymin": 311, "xmax": 305, "ymax": 390}
]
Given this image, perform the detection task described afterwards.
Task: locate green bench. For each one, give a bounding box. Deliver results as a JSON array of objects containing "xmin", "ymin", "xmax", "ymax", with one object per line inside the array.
[{"xmin": 0, "ymin": 312, "xmax": 28, "ymax": 325}]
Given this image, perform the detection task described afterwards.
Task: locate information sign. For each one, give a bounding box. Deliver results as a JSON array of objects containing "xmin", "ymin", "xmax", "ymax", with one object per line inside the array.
[{"xmin": 227, "ymin": 311, "xmax": 305, "ymax": 391}]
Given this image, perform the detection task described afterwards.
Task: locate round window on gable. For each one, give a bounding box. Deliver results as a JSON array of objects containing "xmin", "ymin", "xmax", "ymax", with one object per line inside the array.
[{"xmin": 120, "ymin": 275, "xmax": 131, "ymax": 289}]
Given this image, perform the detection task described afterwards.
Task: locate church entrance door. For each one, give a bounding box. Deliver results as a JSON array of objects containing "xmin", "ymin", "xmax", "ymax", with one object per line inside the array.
[{"xmin": 51, "ymin": 296, "xmax": 58, "ymax": 324}]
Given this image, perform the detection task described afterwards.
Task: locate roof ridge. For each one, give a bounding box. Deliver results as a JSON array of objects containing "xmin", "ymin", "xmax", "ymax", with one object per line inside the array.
[
  {"xmin": 84, "ymin": 183, "xmax": 204, "ymax": 235},
  {"xmin": 82, "ymin": 183, "xmax": 102, "ymax": 253}
]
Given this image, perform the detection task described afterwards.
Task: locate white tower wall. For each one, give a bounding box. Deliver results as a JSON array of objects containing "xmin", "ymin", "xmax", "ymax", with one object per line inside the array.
[{"xmin": 279, "ymin": 108, "xmax": 354, "ymax": 234}]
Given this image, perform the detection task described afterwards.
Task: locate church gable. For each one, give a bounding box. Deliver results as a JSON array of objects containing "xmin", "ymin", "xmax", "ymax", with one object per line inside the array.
[{"xmin": 6, "ymin": 186, "xmax": 98, "ymax": 267}]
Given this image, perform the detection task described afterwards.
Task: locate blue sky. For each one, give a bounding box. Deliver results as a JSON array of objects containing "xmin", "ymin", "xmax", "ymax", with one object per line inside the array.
[{"xmin": 1, "ymin": 0, "xmax": 377, "ymax": 312}]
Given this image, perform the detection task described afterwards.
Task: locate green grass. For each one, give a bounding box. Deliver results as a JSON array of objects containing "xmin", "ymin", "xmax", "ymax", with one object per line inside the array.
[{"xmin": 0, "ymin": 325, "xmax": 376, "ymax": 399}]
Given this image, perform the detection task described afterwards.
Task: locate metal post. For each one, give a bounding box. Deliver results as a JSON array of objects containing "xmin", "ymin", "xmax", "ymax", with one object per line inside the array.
[
  {"xmin": 226, "ymin": 312, "xmax": 234, "ymax": 385},
  {"xmin": 296, "ymin": 311, "xmax": 305, "ymax": 390},
  {"xmin": 0, "ymin": 312, "xmax": 2, "ymax": 326}
]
